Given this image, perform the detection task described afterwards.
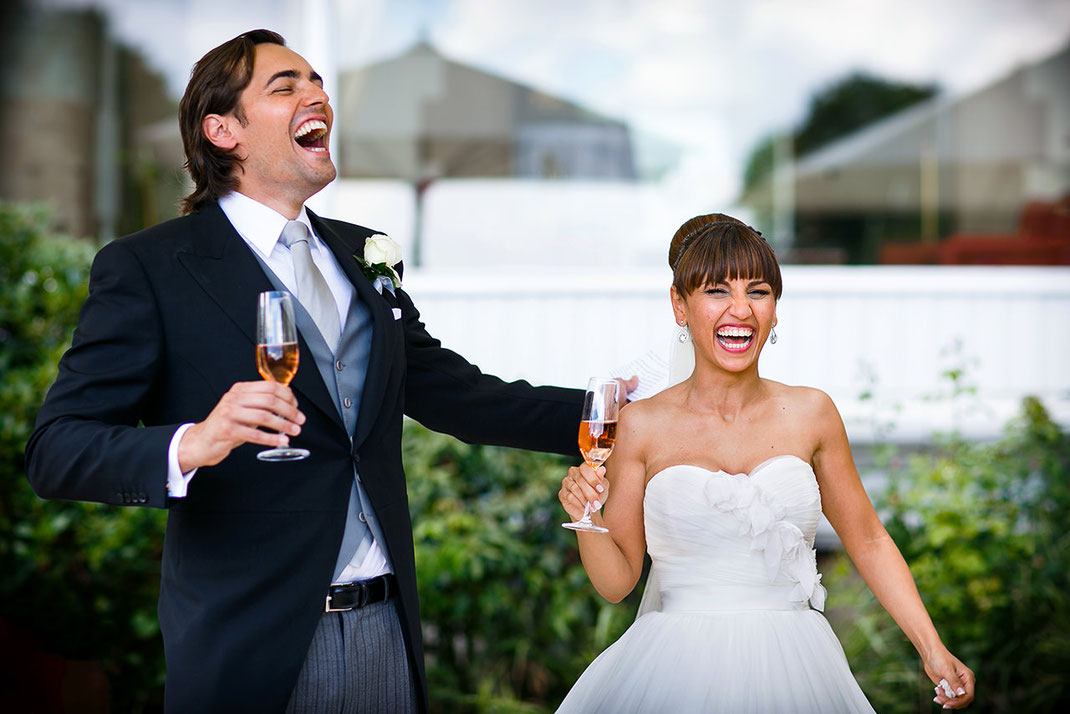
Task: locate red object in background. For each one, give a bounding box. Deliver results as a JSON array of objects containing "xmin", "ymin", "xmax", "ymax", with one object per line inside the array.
[
  {"xmin": 881, "ymin": 195, "xmax": 1070, "ymax": 265},
  {"xmin": 0, "ymin": 617, "xmax": 109, "ymax": 713},
  {"xmin": 879, "ymin": 241, "xmax": 942, "ymax": 264}
]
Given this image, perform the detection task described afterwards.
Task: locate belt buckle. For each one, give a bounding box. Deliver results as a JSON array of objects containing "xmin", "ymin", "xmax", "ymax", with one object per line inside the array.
[
  {"xmin": 325, "ymin": 593, "xmax": 344, "ymax": 613},
  {"xmin": 325, "ymin": 584, "xmax": 353, "ymax": 613}
]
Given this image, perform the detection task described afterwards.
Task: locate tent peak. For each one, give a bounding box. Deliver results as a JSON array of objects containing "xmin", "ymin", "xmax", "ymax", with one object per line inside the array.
[{"xmin": 404, "ymin": 33, "xmax": 440, "ymax": 57}]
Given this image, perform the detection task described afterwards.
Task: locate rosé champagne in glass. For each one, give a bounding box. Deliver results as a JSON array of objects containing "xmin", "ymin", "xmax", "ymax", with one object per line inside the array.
[
  {"xmin": 563, "ymin": 378, "xmax": 619, "ymax": 533},
  {"xmin": 256, "ymin": 291, "xmax": 309, "ymax": 462}
]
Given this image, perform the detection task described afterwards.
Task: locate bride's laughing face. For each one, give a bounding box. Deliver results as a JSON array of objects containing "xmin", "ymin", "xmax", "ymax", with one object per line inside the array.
[{"xmin": 672, "ymin": 277, "xmax": 777, "ymax": 372}]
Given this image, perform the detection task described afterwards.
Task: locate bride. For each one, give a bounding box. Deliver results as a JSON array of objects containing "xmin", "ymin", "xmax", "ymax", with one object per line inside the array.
[{"xmin": 556, "ymin": 214, "xmax": 974, "ymax": 713}]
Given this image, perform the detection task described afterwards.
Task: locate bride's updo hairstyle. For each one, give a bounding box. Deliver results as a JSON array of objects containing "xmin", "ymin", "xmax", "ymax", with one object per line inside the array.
[{"xmin": 669, "ymin": 213, "xmax": 783, "ymax": 300}]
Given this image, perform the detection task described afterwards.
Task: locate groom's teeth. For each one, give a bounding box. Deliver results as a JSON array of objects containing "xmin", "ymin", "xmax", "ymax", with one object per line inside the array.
[
  {"xmin": 294, "ymin": 119, "xmax": 327, "ymax": 139},
  {"xmin": 294, "ymin": 119, "xmax": 328, "ymax": 150}
]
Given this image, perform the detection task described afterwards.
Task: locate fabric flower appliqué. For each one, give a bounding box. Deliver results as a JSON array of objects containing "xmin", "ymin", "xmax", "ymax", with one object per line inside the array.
[
  {"xmin": 354, "ymin": 235, "xmax": 402, "ymax": 295},
  {"xmin": 703, "ymin": 474, "xmax": 827, "ymax": 611}
]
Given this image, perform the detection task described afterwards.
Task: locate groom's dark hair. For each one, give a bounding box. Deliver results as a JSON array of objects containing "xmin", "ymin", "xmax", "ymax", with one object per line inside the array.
[{"xmin": 179, "ymin": 29, "xmax": 286, "ymax": 214}]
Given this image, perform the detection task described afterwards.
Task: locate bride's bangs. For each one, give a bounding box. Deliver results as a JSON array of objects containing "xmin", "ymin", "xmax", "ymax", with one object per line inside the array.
[{"xmin": 674, "ymin": 225, "xmax": 782, "ymax": 299}]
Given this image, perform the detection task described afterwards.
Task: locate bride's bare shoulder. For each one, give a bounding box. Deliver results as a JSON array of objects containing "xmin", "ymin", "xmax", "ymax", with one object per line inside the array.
[
  {"xmin": 622, "ymin": 385, "xmax": 685, "ymax": 424},
  {"xmin": 615, "ymin": 387, "xmax": 683, "ymax": 455},
  {"xmin": 617, "ymin": 397, "xmax": 653, "ymax": 439},
  {"xmin": 763, "ymin": 380, "xmax": 840, "ymax": 422}
]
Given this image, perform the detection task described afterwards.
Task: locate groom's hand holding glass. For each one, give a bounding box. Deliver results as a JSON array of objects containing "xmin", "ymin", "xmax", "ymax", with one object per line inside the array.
[
  {"xmin": 177, "ymin": 381, "xmax": 307, "ymax": 472},
  {"xmin": 178, "ymin": 291, "xmax": 309, "ymax": 471}
]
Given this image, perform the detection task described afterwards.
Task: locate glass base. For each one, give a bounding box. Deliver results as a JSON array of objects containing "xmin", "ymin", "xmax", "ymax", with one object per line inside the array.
[
  {"xmin": 562, "ymin": 518, "xmax": 609, "ymax": 533},
  {"xmin": 257, "ymin": 446, "xmax": 310, "ymax": 462}
]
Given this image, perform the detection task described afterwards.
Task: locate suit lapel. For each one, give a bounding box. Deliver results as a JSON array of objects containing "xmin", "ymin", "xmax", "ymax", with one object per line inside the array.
[
  {"xmin": 176, "ymin": 203, "xmax": 343, "ymax": 432},
  {"xmin": 308, "ymin": 211, "xmax": 397, "ymax": 448}
]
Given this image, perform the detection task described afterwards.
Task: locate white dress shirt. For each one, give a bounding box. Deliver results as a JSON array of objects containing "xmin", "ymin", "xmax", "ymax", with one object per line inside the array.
[{"xmin": 166, "ymin": 191, "xmax": 389, "ymax": 581}]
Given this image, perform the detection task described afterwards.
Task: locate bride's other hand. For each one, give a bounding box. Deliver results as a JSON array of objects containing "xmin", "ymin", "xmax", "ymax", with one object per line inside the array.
[
  {"xmin": 927, "ymin": 648, "xmax": 975, "ymax": 709},
  {"xmin": 559, "ymin": 463, "xmax": 608, "ymax": 522}
]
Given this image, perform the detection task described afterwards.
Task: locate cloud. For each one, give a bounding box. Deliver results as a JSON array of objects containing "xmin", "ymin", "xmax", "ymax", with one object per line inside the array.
[
  {"xmin": 42, "ymin": 0, "xmax": 1070, "ymax": 206},
  {"xmin": 419, "ymin": 0, "xmax": 1069, "ymax": 203}
]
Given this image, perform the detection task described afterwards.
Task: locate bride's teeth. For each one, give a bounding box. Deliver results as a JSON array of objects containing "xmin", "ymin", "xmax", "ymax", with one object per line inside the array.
[{"xmin": 715, "ymin": 326, "xmax": 755, "ymax": 351}]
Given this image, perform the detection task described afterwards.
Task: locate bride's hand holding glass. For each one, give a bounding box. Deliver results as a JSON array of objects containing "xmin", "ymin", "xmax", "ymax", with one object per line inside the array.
[
  {"xmin": 559, "ymin": 463, "xmax": 609, "ymax": 528},
  {"xmin": 562, "ymin": 377, "xmax": 618, "ymax": 533}
]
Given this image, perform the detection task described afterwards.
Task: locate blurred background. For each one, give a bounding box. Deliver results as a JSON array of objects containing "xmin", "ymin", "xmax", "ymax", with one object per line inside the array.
[{"xmin": 1, "ymin": 0, "xmax": 1068, "ymax": 712}]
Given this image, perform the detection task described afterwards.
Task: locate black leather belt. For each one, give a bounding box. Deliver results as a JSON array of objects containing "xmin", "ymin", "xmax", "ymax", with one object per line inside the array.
[{"xmin": 325, "ymin": 574, "xmax": 396, "ymax": 613}]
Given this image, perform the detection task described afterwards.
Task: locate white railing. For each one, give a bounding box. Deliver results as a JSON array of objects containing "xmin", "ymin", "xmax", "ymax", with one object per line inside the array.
[{"xmin": 403, "ymin": 265, "xmax": 1070, "ymax": 443}]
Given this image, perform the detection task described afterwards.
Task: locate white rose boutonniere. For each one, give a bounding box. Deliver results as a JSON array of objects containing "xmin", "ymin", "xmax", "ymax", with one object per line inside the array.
[{"xmin": 355, "ymin": 235, "xmax": 402, "ymax": 293}]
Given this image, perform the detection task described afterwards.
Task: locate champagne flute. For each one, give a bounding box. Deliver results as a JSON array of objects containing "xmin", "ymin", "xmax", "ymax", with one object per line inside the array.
[
  {"xmin": 255, "ymin": 291, "xmax": 309, "ymax": 462},
  {"xmin": 562, "ymin": 378, "xmax": 619, "ymax": 533}
]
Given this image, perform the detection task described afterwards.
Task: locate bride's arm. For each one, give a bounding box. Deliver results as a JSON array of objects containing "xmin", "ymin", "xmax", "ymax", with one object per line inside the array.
[
  {"xmin": 809, "ymin": 389, "xmax": 976, "ymax": 709},
  {"xmin": 559, "ymin": 404, "xmax": 649, "ymax": 603}
]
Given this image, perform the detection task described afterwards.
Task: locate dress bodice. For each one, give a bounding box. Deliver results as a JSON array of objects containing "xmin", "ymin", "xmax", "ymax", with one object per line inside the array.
[{"xmin": 643, "ymin": 455, "xmax": 827, "ymax": 611}]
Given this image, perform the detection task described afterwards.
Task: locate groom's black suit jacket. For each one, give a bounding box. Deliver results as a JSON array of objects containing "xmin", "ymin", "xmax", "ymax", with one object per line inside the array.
[{"xmin": 25, "ymin": 201, "xmax": 583, "ymax": 712}]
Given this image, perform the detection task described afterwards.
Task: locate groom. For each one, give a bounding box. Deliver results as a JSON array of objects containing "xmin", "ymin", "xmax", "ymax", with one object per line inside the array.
[{"xmin": 25, "ymin": 30, "xmax": 600, "ymax": 713}]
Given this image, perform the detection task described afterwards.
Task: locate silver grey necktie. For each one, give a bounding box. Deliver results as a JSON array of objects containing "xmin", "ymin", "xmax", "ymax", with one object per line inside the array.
[{"xmin": 279, "ymin": 220, "xmax": 341, "ymax": 351}]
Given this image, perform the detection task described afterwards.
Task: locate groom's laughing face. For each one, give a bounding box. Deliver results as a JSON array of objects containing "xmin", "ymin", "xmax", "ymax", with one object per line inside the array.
[{"xmin": 227, "ymin": 42, "xmax": 337, "ymax": 209}]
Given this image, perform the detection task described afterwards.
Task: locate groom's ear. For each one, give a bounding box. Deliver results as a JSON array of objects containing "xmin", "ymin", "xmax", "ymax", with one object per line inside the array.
[{"xmin": 202, "ymin": 113, "xmax": 239, "ymax": 152}]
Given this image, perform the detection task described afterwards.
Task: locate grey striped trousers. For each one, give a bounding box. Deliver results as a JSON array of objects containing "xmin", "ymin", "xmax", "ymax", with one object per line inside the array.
[{"xmin": 286, "ymin": 599, "xmax": 418, "ymax": 713}]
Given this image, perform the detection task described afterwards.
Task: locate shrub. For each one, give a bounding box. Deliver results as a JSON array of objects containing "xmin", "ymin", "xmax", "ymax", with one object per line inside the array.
[
  {"xmin": 829, "ymin": 397, "xmax": 1070, "ymax": 713},
  {"xmin": 0, "ymin": 202, "xmax": 167, "ymax": 712},
  {"xmin": 404, "ymin": 421, "xmax": 642, "ymax": 713}
]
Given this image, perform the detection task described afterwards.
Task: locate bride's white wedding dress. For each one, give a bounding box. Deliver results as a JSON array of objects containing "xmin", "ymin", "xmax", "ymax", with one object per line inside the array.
[{"xmin": 556, "ymin": 455, "xmax": 876, "ymax": 713}]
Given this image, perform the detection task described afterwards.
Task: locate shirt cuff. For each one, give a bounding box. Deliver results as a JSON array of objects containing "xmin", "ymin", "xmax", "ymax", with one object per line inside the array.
[{"xmin": 166, "ymin": 423, "xmax": 198, "ymax": 498}]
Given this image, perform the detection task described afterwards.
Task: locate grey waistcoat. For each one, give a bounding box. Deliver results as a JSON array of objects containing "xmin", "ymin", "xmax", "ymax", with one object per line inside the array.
[{"xmin": 252, "ymin": 252, "xmax": 390, "ymax": 581}]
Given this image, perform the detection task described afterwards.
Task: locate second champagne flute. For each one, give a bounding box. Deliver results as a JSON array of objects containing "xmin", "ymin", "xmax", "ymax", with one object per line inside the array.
[
  {"xmin": 562, "ymin": 377, "xmax": 619, "ymax": 533},
  {"xmin": 256, "ymin": 291, "xmax": 309, "ymax": 462}
]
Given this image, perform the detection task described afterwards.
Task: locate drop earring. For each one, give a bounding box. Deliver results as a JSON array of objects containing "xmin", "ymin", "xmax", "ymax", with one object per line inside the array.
[
  {"xmin": 770, "ymin": 325, "xmax": 778, "ymax": 344},
  {"xmin": 677, "ymin": 321, "xmax": 690, "ymax": 343}
]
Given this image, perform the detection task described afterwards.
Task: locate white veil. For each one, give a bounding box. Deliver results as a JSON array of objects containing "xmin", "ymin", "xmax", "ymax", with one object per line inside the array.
[{"xmin": 634, "ymin": 323, "xmax": 695, "ymax": 619}]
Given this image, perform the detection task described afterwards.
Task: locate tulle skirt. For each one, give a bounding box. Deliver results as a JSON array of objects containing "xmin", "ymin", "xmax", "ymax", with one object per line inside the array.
[{"xmin": 555, "ymin": 608, "xmax": 875, "ymax": 713}]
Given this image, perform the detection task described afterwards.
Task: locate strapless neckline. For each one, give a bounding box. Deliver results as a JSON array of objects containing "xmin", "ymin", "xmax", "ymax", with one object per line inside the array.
[
  {"xmin": 648, "ymin": 454, "xmax": 812, "ymax": 488},
  {"xmin": 642, "ymin": 454, "xmax": 826, "ymax": 613}
]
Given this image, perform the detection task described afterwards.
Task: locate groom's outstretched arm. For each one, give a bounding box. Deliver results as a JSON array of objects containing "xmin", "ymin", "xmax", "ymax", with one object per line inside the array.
[{"xmin": 397, "ymin": 288, "xmax": 584, "ymax": 457}]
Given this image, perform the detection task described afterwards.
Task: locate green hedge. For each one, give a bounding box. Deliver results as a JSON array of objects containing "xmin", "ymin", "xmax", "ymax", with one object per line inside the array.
[
  {"xmin": 404, "ymin": 421, "xmax": 640, "ymax": 713},
  {"xmin": 3, "ymin": 200, "xmax": 1067, "ymax": 712},
  {"xmin": 0, "ymin": 202, "xmax": 167, "ymax": 712},
  {"xmin": 828, "ymin": 396, "xmax": 1070, "ymax": 713}
]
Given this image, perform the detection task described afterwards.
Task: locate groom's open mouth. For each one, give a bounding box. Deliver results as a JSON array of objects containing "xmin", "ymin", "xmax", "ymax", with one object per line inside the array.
[
  {"xmin": 294, "ymin": 118, "xmax": 329, "ymax": 153},
  {"xmin": 716, "ymin": 325, "xmax": 754, "ymax": 352}
]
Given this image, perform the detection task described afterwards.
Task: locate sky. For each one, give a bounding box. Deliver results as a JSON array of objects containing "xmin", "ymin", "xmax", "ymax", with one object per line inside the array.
[{"xmin": 38, "ymin": 0, "xmax": 1070, "ymax": 207}]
